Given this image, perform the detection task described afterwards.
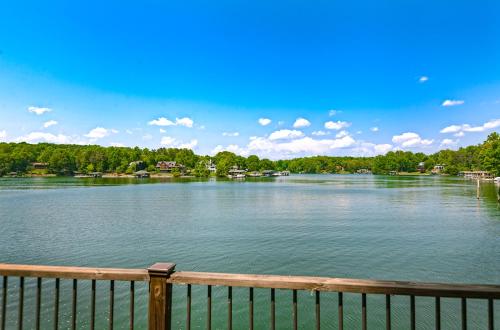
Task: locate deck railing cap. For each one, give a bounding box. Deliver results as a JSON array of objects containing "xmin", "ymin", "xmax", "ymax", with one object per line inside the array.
[{"xmin": 147, "ymin": 263, "xmax": 176, "ymax": 276}]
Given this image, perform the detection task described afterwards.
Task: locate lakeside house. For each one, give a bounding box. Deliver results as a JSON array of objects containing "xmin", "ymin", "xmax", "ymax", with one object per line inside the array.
[
  {"xmin": 459, "ymin": 171, "xmax": 494, "ymax": 180},
  {"xmin": 356, "ymin": 169, "xmax": 372, "ymax": 174},
  {"xmin": 431, "ymin": 164, "xmax": 445, "ymax": 175},
  {"xmin": 134, "ymin": 170, "xmax": 150, "ymax": 178},
  {"xmin": 247, "ymin": 171, "xmax": 261, "ymax": 177},
  {"xmin": 31, "ymin": 162, "xmax": 49, "ymax": 170},
  {"xmin": 228, "ymin": 166, "xmax": 246, "ymax": 178},
  {"xmin": 262, "ymin": 170, "xmax": 275, "ymax": 177},
  {"xmin": 129, "ymin": 161, "xmax": 146, "ymax": 171},
  {"xmin": 206, "ymin": 160, "xmax": 217, "ymax": 173},
  {"xmin": 89, "ymin": 172, "xmax": 103, "ymax": 178},
  {"xmin": 156, "ymin": 161, "xmax": 185, "ymax": 173},
  {"xmin": 417, "ymin": 162, "xmax": 426, "ymax": 173}
]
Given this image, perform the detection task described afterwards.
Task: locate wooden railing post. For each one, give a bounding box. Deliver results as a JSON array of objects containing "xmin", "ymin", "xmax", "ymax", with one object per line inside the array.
[{"xmin": 148, "ymin": 263, "xmax": 176, "ymax": 330}]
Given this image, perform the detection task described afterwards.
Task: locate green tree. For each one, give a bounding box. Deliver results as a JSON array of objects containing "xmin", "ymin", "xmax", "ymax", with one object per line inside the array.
[
  {"xmin": 246, "ymin": 155, "xmax": 260, "ymax": 171},
  {"xmin": 193, "ymin": 160, "xmax": 210, "ymax": 177},
  {"xmin": 480, "ymin": 132, "xmax": 500, "ymax": 176}
]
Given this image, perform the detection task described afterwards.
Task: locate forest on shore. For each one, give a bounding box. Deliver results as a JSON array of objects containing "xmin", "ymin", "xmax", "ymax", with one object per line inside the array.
[{"xmin": 0, "ymin": 133, "xmax": 498, "ymax": 177}]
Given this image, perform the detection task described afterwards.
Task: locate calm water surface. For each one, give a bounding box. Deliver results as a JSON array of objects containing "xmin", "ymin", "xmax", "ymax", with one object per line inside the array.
[{"xmin": 0, "ymin": 175, "xmax": 499, "ymax": 329}]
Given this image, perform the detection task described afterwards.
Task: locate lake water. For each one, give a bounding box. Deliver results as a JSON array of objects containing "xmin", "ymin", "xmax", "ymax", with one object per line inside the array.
[{"xmin": 0, "ymin": 175, "xmax": 499, "ymax": 329}]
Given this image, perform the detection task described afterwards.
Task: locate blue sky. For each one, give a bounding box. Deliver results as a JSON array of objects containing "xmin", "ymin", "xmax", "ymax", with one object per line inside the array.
[{"xmin": 0, "ymin": 0, "xmax": 499, "ymax": 159}]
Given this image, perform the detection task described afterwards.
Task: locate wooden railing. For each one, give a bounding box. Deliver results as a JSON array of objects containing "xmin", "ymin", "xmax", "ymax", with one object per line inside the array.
[{"xmin": 0, "ymin": 263, "xmax": 499, "ymax": 329}]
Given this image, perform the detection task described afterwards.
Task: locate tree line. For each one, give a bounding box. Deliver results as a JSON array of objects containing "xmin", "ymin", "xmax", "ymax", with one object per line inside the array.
[{"xmin": 0, "ymin": 132, "xmax": 498, "ymax": 177}]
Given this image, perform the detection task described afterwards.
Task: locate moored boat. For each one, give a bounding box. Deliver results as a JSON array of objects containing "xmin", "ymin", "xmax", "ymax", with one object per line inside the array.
[{"xmin": 228, "ymin": 166, "xmax": 246, "ymax": 179}]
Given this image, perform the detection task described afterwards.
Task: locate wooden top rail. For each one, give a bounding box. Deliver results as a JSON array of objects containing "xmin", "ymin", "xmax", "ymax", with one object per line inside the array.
[
  {"xmin": 0, "ymin": 263, "xmax": 149, "ymax": 281},
  {"xmin": 168, "ymin": 272, "xmax": 500, "ymax": 299},
  {"xmin": 1, "ymin": 263, "xmax": 499, "ymax": 299}
]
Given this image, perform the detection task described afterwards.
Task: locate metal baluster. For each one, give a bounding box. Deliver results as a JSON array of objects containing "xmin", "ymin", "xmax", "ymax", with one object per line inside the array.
[
  {"xmin": 90, "ymin": 280, "xmax": 95, "ymax": 330},
  {"xmin": 315, "ymin": 291, "xmax": 320, "ymax": 330},
  {"xmin": 207, "ymin": 285, "xmax": 211, "ymax": 330},
  {"xmin": 186, "ymin": 285, "xmax": 191, "ymax": 330},
  {"xmin": 338, "ymin": 292, "xmax": 343, "ymax": 330},
  {"xmin": 18, "ymin": 277, "xmax": 24, "ymax": 330},
  {"xmin": 362, "ymin": 293, "xmax": 367, "ymax": 330},
  {"xmin": 35, "ymin": 278, "xmax": 41, "ymax": 330},
  {"xmin": 249, "ymin": 288, "xmax": 254, "ymax": 330},
  {"xmin": 386, "ymin": 295, "xmax": 391, "ymax": 330},
  {"xmin": 271, "ymin": 289, "xmax": 275, "ymax": 330},
  {"xmin": 488, "ymin": 298, "xmax": 494, "ymax": 330},
  {"xmin": 109, "ymin": 280, "xmax": 114, "ymax": 330},
  {"xmin": 410, "ymin": 295, "xmax": 415, "ymax": 330},
  {"xmin": 130, "ymin": 281, "xmax": 134, "ymax": 330},
  {"xmin": 1, "ymin": 276, "xmax": 7, "ymax": 330},
  {"xmin": 72, "ymin": 279, "xmax": 77, "ymax": 330},
  {"xmin": 461, "ymin": 298, "xmax": 467, "ymax": 330},
  {"xmin": 435, "ymin": 297, "xmax": 440, "ymax": 330},
  {"xmin": 293, "ymin": 290, "xmax": 298, "ymax": 330},
  {"xmin": 227, "ymin": 286, "xmax": 231, "ymax": 330},
  {"xmin": 54, "ymin": 279, "xmax": 59, "ymax": 330}
]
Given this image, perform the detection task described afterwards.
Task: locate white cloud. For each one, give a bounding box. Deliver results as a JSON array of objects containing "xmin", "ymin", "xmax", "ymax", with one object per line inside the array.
[
  {"xmin": 293, "ymin": 118, "xmax": 311, "ymax": 128},
  {"xmin": 442, "ymin": 99, "xmax": 464, "ymax": 107},
  {"xmin": 148, "ymin": 117, "xmax": 175, "ymax": 126},
  {"xmin": 418, "ymin": 76, "xmax": 429, "ymax": 83},
  {"xmin": 175, "ymin": 117, "xmax": 194, "ymax": 128},
  {"xmin": 222, "ymin": 132, "xmax": 240, "ymax": 137},
  {"xmin": 374, "ymin": 144, "xmax": 393, "ymax": 153},
  {"xmin": 148, "ymin": 117, "xmax": 194, "ymax": 128},
  {"xmin": 350, "ymin": 142, "xmax": 393, "ymax": 156},
  {"xmin": 111, "ymin": 129, "xmax": 119, "ymax": 134},
  {"xmin": 483, "ymin": 118, "xmax": 500, "ymax": 129},
  {"xmin": 212, "ymin": 133, "xmax": 359, "ymax": 159},
  {"xmin": 159, "ymin": 128, "xmax": 166, "ymax": 133},
  {"xmin": 329, "ymin": 110, "xmax": 340, "ymax": 116},
  {"xmin": 142, "ymin": 134, "xmax": 153, "ymax": 140},
  {"xmin": 392, "ymin": 132, "xmax": 433, "ymax": 147},
  {"xmin": 110, "ymin": 142, "xmax": 125, "ymax": 147},
  {"xmin": 268, "ymin": 129, "xmax": 304, "ymax": 140},
  {"xmin": 178, "ymin": 139, "xmax": 198, "ymax": 149},
  {"xmin": 85, "ymin": 127, "xmax": 113, "ymax": 139},
  {"xmin": 15, "ymin": 132, "xmax": 73, "ymax": 144},
  {"xmin": 0, "ymin": 130, "xmax": 6, "ymax": 141},
  {"xmin": 335, "ymin": 130, "xmax": 350, "ymax": 138},
  {"xmin": 311, "ymin": 130, "xmax": 329, "ymax": 136},
  {"xmin": 440, "ymin": 139, "xmax": 458, "ymax": 147},
  {"xmin": 126, "ymin": 129, "xmax": 133, "ymax": 135},
  {"xmin": 370, "ymin": 127, "xmax": 379, "ymax": 132},
  {"xmin": 160, "ymin": 136, "xmax": 176, "ymax": 146},
  {"xmin": 258, "ymin": 118, "xmax": 272, "ymax": 126},
  {"xmin": 212, "ymin": 131, "xmax": 399, "ymax": 158},
  {"xmin": 211, "ymin": 144, "xmax": 249, "ymax": 157},
  {"xmin": 160, "ymin": 136, "xmax": 198, "ymax": 149},
  {"xmin": 461, "ymin": 124, "xmax": 485, "ymax": 132},
  {"xmin": 324, "ymin": 120, "xmax": 351, "ymax": 130},
  {"xmin": 248, "ymin": 135, "xmax": 356, "ymax": 156},
  {"xmin": 392, "ymin": 132, "xmax": 419, "ymax": 143},
  {"xmin": 28, "ymin": 106, "xmax": 52, "ymax": 115},
  {"xmin": 43, "ymin": 120, "xmax": 58, "ymax": 128},
  {"xmin": 440, "ymin": 125, "xmax": 462, "ymax": 133},
  {"xmin": 440, "ymin": 119, "xmax": 500, "ymax": 136}
]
